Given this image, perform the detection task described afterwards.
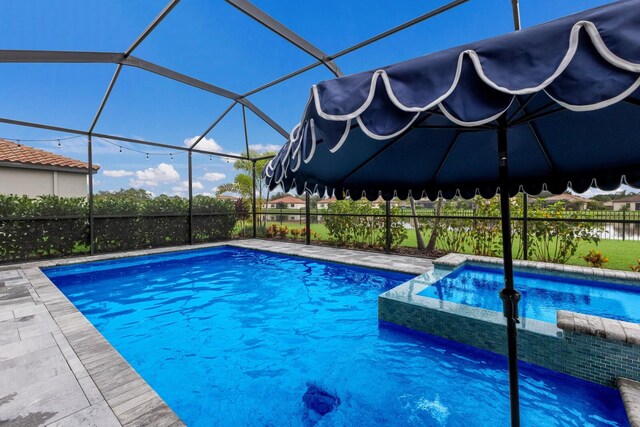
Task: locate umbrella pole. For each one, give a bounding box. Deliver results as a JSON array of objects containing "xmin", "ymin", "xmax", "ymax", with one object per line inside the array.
[{"xmin": 497, "ymin": 121, "xmax": 521, "ymax": 427}]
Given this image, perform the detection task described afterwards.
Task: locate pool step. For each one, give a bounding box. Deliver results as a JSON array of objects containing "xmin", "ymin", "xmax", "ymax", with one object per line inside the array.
[{"xmin": 618, "ymin": 378, "xmax": 640, "ymax": 427}]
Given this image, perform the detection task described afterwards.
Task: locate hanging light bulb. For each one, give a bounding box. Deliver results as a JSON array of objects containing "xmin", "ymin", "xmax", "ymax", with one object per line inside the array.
[
  {"xmin": 209, "ymin": 155, "xmax": 212, "ymax": 161},
  {"xmin": 16, "ymin": 140, "xmax": 21, "ymax": 148},
  {"xmin": 57, "ymin": 139, "xmax": 61, "ymax": 148},
  {"xmin": 119, "ymin": 146, "xmax": 122, "ymax": 153},
  {"xmin": 170, "ymin": 153, "xmax": 173, "ymax": 161},
  {"xmin": 146, "ymin": 153, "xmax": 149, "ymax": 160}
]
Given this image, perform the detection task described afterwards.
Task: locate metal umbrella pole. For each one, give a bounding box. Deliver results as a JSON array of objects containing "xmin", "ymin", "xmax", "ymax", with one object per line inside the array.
[{"xmin": 497, "ymin": 117, "xmax": 521, "ymax": 427}]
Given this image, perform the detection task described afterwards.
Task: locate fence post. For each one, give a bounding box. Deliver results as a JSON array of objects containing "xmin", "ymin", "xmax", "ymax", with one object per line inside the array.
[
  {"xmin": 385, "ymin": 201, "xmax": 391, "ymax": 253},
  {"xmin": 305, "ymin": 192, "xmax": 311, "ymax": 245},
  {"xmin": 88, "ymin": 135, "xmax": 95, "ymax": 255},
  {"xmin": 623, "ymin": 210, "xmax": 627, "ymax": 241},
  {"xmin": 252, "ymin": 160, "xmax": 257, "ymax": 238},
  {"xmin": 522, "ymin": 193, "xmax": 528, "ymax": 260},
  {"xmin": 188, "ymin": 151, "xmax": 193, "ymax": 245}
]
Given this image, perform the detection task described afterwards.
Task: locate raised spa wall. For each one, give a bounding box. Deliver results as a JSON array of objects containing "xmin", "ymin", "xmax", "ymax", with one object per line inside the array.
[{"xmin": 379, "ymin": 253, "xmax": 640, "ymax": 388}]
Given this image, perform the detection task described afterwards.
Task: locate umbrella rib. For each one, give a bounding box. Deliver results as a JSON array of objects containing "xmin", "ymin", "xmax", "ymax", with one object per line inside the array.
[
  {"xmin": 624, "ymin": 97, "xmax": 640, "ymax": 107},
  {"xmin": 506, "ymin": 93, "xmax": 537, "ymax": 125},
  {"xmin": 510, "ymin": 105, "xmax": 564, "ymax": 127},
  {"xmin": 431, "ymin": 131, "xmax": 462, "ymax": 183},
  {"xmin": 526, "ymin": 121, "xmax": 555, "ymax": 171},
  {"xmin": 335, "ymin": 115, "xmax": 432, "ymax": 186}
]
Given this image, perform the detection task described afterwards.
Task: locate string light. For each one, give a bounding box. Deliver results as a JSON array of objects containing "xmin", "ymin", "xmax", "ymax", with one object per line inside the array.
[{"xmin": 2, "ymin": 135, "xmax": 222, "ymax": 162}]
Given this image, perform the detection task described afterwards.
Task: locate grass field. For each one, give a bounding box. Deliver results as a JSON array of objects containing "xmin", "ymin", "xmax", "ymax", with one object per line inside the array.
[{"xmin": 265, "ymin": 221, "xmax": 640, "ymax": 272}]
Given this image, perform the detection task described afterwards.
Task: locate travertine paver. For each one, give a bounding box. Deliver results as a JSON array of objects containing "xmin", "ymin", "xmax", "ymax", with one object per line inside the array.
[
  {"xmin": 0, "ymin": 239, "xmax": 433, "ymax": 427},
  {"xmin": 230, "ymin": 239, "xmax": 433, "ymax": 275},
  {"xmin": 0, "ymin": 270, "xmax": 121, "ymax": 426},
  {"xmin": 619, "ymin": 378, "xmax": 640, "ymax": 427}
]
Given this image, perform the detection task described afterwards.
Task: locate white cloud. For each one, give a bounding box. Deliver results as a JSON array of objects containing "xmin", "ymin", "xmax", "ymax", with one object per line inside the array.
[
  {"xmin": 103, "ymin": 169, "xmax": 134, "ymax": 178},
  {"xmin": 249, "ymin": 143, "xmax": 281, "ymax": 152},
  {"xmin": 130, "ymin": 163, "xmax": 180, "ymax": 188},
  {"xmin": 203, "ymin": 172, "xmax": 226, "ymax": 182},
  {"xmin": 184, "ymin": 136, "xmax": 223, "ymax": 153},
  {"xmin": 171, "ymin": 180, "xmax": 204, "ymax": 193}
]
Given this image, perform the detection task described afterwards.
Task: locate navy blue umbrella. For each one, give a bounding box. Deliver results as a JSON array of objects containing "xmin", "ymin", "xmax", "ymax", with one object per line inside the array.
[{"xmin": 265, "ymin": 1, "xmax": 640, "ymax": 425}]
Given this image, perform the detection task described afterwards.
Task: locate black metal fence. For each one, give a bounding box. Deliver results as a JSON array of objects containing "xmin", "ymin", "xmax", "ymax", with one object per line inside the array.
[
  {"xmin": 261, "ymin": 207, "xmax": 640, "ymax": 243},
  {"xmin": 3, "ymin": 205, "xmax": 639, "ymax": 264}
]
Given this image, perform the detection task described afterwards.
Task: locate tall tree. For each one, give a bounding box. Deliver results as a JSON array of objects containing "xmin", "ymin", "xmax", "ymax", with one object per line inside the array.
[
  {"xmin": 217, "ymin": 150, "xmax": 276, "ymax": 227},
  {"xmin": 426, "ymin": 197, "xmax": 443, "ymax": 251},
  {"xmin": 409, "ymin": 197, "xmax": 425, "ymax": 250}
]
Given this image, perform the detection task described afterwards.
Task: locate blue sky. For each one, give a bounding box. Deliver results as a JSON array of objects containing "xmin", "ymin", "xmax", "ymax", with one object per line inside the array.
[{"xmin": 0, "ymin": 0, "xmax": 618, "ymax": 196}]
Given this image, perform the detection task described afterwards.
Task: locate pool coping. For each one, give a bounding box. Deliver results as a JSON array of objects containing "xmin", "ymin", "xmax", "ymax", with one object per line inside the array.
[
  {"xmin": 379, "ymin": 252, "xmax": 640, "ymax": 425},
  {"xmin": 434, "ymin": 253, "xmax": 640, "ymax": 345},
  {"xmin": 0, "ymin": 239, "xmax": 434, "ymax": 426}
]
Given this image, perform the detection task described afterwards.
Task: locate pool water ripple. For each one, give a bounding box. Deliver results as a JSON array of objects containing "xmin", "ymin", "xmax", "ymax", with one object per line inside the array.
[{"xmin": 45, "ymin": 247, "xmax": 628, "ymax": 426}]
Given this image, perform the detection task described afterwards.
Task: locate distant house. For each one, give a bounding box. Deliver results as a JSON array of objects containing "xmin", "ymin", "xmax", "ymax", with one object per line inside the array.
[
  {"xmin": 610, "ymin": 194, "xmax": 640, "ymax": 211},
  {"xmin": 316, "ymin": 197, "xmax": 337, "ymax": 209},
  {"xmin": 414, "ymin": 199, "xmax": 438, "ymax": 209},
  {"xmin": 0, "ymin": 139, "xmax": 99, "ymax": 198},
  {"xmin": 543, "ymin": 193, "xmax": 592, "ymax": 210},
  {"xmin": 264, "ymin": 196, "xmax": 305, "ymax": 209},
  {"xmin": 370, "ymin": 197, "xmax": 401, "ymax": 209},
  {"xmin": 217, "ymin": 195, "xmax": 238, "ymax": 202}
]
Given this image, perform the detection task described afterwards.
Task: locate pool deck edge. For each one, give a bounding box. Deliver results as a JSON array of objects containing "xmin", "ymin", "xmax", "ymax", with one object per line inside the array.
[{"xmin": 0, "ymin": 239, "xmax": 434, "ymax": 427}]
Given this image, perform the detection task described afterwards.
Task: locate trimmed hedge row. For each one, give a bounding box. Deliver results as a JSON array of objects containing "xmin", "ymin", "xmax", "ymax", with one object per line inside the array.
[{"xmin": 0, "ymin": 194, "xmax": 238, "ymax": 262}]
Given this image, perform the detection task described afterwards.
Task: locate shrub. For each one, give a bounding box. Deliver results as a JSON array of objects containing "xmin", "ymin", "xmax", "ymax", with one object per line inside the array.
[
  {"xmin": 526, "ymin": 201, "xmax": 602, "ymax": 264},
  {"xmin": 324, "ymin": 200, "xmax": 406, "ymax": 249},
  {"xmin": 0, "ymin": 193, "xmax": 238, "ymax": 262},
  {"xmin": 0, "ymin": 194, "xmax": 88, "ymax": 262},
  {"xmin": 435, "ymin": 202, "xmax": 470, "ymax": 253},
  {"xmin": 630, "ymin": 260, "xmax": 640, "ymax": 273},
  {"xmin": 582, "ymin": 249, "xmax": 609, "ymax": 268}
]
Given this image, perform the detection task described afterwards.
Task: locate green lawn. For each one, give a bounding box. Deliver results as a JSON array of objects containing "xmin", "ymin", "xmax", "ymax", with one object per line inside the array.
[{"xmin": 265, "ymin": 221, "xmax": 640, "ymax": 272}]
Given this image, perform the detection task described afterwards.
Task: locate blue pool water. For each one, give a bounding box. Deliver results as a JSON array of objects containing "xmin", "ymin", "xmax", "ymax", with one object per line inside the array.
[
  {"xmin": 419, "ymin": 264, "xmax": 640, "ymax": 324},
  {"xmin": 45, "ymin": 247, "xmax": 628, "ymax": 426}
]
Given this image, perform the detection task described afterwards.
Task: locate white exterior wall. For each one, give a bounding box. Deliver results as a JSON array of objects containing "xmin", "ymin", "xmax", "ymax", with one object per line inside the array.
[
  {"xmin": 264, "ymin": 202, "xmax": 305, "ymax": 209},
  {"xmin": 612, "ymin": 202, "xmax": 639, "ymax": 211},
  {"xmin": 0, "ymin": 167, "xmax": 87, "ymax": 198}
]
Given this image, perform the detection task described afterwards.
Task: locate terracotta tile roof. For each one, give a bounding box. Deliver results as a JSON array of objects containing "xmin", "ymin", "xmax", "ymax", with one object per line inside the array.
[
  {"xmin": 0, "ymin": 139, "xmax": 99, "ymax": 172},
  {"xmin": 318, "ymin": 197, "xmax": 338, "ymax": 203},
  {"xmin": 268, "ymin": 196, "xmax": 305, "ymax": 204}
]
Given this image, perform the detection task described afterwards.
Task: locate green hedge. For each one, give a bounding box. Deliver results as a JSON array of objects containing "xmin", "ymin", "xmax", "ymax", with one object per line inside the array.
[
  {"xmin": 0, "ymin": 194, "xmax": 238, "ymax": 262},
  {"xmin": 0, "ymin": 195, "xmax": 89, "ymax": 262}
]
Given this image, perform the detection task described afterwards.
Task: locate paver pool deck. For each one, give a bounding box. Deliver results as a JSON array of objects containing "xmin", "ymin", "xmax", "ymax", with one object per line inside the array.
[{"xmin": 0, "ymin": 240, "xmax": 433, "ymax": 426}]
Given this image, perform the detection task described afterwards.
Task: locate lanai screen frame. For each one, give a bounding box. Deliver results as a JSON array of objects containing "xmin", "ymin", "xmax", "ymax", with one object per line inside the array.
[{"xmin": 0, "ymin": 0, "xmax": 522, "ymax": 254}]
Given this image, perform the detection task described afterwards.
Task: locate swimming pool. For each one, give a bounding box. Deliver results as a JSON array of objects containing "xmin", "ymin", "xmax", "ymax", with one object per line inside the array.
[
  {"xmin": 419, "ymin": 264, "xmax": 640, "ymax": 324},
  {"xmin": 45, "ymin": 247, "xmax": 628, "ymax": 426}
]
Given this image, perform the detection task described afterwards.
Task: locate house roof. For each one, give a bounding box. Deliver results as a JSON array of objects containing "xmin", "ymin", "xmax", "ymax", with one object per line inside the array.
[
  {"xmin": 611, "ymin": 194, "xmax": 640, "ymax": 203},
  {"xmin": 268, "ymin": 196, "xmax": 305, "ymax": 204},
  {"xmin": 544, "ymin": 193, "xmax": 592, "ymax": 203},
  {"xmin": 318, "ymin": 197, "xmax": 337, "ymax": 204},
  {"xmin": 217, "ymin": 195, "xmax": 238, "ymax": 200},
  {"xmin": 0, "ymin": 139, "xmax": 99, "ymax": 173}
]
